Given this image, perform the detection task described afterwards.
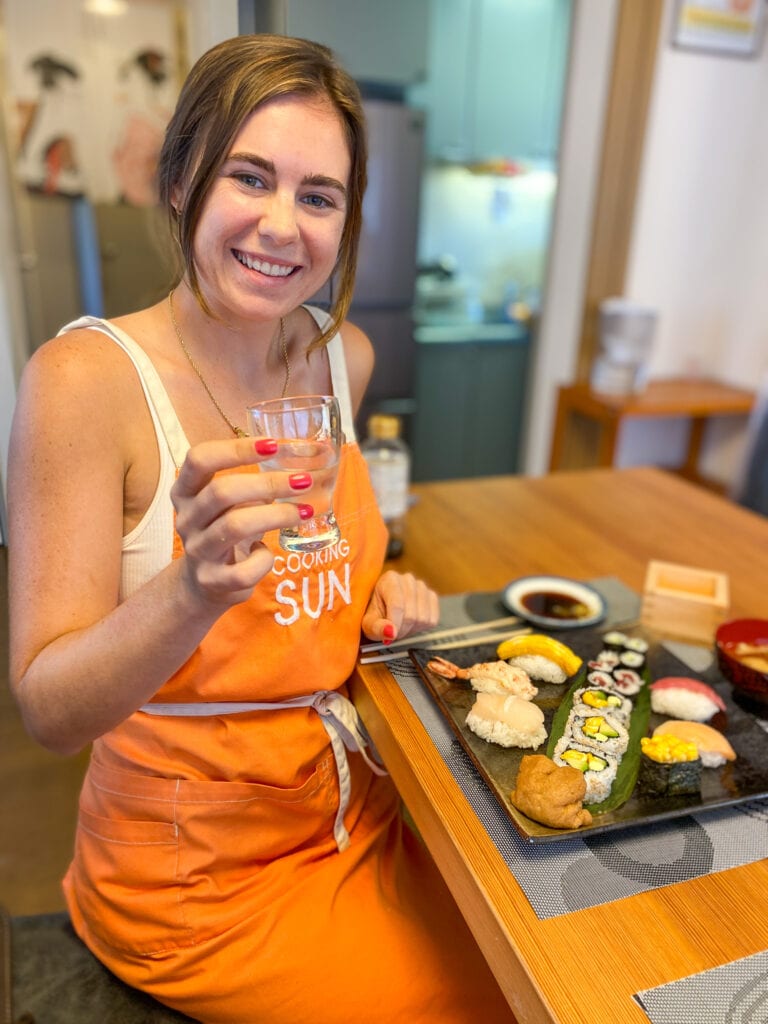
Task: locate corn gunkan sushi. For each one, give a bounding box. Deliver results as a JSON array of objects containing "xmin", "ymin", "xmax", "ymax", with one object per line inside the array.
[
  {"xmin": 638, "ymin": 734, "xmax": 702, "ymax": 797},
  {"xmin": 553, "ymin": 736, "xmax": 618, "ymax": 804}
]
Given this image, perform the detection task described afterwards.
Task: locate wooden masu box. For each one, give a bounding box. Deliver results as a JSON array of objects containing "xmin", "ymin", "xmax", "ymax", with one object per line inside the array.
[{"xmin": 640, "ymin": 560, "xmax": 730, "ymax": 646}]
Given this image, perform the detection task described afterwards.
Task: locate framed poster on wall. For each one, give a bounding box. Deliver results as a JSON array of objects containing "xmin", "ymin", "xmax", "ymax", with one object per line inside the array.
[{"xmin": 671, "ymin": 0, "xmax": 768, "ymax": 57}]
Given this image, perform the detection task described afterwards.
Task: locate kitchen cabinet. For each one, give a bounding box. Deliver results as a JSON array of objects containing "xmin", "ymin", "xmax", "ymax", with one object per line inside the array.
[
  {"xmin": 254, "ymin": 0, "xmax": 430, "ymax": 86},
  {"xmin": 414, "ymin": 0, "xmax": 572, "ymax": 160},
  {"xmin": 411, "ymin": 325, "xmax": 530, "ymax": 481}
]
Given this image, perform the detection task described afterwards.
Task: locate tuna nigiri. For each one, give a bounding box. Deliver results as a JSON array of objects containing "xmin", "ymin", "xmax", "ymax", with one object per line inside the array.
[{"xmin": 649, "ymin": 677, "xmax": 726, "ymax": 723}]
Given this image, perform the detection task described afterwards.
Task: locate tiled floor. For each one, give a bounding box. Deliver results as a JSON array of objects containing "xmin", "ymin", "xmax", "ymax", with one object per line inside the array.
[{"xmin": 0, "ymin": 545, "xmax": 89, "ymax": 914}]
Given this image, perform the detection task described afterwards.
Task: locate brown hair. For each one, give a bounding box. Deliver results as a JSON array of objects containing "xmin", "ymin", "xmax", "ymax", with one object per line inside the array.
[{"xmin": 157, "ymin": 34, "xmax": 367, "ymax": 351}]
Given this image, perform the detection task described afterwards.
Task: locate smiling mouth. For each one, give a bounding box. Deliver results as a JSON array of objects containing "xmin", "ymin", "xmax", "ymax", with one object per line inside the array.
[{"xmin": 233, "ymin": 250, "xmax": 298, "ymax": 277}]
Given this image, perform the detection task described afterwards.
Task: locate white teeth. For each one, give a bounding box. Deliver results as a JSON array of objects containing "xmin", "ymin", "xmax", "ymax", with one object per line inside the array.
[{"xmin": 236, "ymin": 251, "xmax": 295, "ymax": 277}]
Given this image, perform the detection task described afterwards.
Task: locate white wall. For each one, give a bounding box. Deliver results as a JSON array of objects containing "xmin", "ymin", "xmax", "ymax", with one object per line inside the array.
[
  {"xmin": 522, "ymin": 0, "xmax": 619, "ymax": 475},
  {"xmin": 607, "ymin": 0, "xmax": 768, "ymax": 483}
]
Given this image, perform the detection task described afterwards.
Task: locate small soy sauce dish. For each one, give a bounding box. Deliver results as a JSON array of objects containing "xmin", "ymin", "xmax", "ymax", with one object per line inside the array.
[{"xmin": 502, "ymin": 575, "xmax": 606, "ymax": 630}]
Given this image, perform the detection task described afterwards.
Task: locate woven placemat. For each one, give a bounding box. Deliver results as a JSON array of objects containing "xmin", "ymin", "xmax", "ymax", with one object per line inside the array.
[
  {"xmin": 634, "ymin": 950, "xmax": 768, "ymax": 1023},
  {"xmin": 381, "ymin": 579, "xmax": 768, "ymax": 920}
]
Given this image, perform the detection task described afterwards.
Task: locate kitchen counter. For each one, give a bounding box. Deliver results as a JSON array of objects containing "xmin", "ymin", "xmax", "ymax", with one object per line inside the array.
[{"xmin": 413, "ymin": 320, "xmax": 528, "ymax": 344}]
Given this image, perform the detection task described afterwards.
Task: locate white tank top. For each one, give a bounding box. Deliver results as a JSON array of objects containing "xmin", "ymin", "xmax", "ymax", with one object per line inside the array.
[{"xmin": 57, "ymin": 306, "xmax": 356, "ymax": 602}]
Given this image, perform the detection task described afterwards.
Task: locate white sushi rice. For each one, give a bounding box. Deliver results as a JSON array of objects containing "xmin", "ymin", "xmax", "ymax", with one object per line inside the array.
[
  {"xmin": 465, "ymin": 692, "xmax": 547, "ymax": 749},
  {"xmin": 650, "ymin": 689, "xmax": 719, "ymax": 722},
  {"xmin": 506, "ymin": 654, "xmax": 567, "ymax": 684}
]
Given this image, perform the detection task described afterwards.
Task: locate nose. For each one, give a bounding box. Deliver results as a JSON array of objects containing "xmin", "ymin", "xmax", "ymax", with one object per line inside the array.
[{"xmin": 258, "ymin": 191, "xmax": 300, "ymax": 246}]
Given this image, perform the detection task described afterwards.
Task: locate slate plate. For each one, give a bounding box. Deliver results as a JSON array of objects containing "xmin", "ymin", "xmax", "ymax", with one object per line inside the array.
[{"xmin": 409, "ymin": 627, "xmax": 768, "ymax": 843}]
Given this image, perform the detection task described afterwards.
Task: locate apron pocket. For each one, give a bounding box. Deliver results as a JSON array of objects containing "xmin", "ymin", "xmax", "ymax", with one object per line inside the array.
[
  {"xmin": 174, "ymin": 754, "xmax": 338, "ymax": 941},
  {"xmin": 72, "ymin": 806, "xmax": 192, "ymax": 954}
]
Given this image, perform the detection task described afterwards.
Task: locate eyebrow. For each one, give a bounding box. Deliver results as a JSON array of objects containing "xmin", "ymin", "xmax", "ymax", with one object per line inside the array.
[{"xmin": 227, "ymin": 151, "xmax": 348, "ymax": 198}]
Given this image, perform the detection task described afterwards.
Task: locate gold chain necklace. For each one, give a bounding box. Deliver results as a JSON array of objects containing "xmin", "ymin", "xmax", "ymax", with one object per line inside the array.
[{"xmin": 168, "ymin": 290, "xmax": 290, "ymax": 438}]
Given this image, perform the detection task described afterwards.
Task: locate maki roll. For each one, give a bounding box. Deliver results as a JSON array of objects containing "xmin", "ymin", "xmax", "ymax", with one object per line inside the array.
[
  {"xmin": 624, "ymin": 637, "xmax": 649, "ymax": 656},
  {"xmin": 588, "ymin": 650, "xmax": 621, "ymax": 671},
  {"xmin": 553, "ymin": 737, "xmax": 618, "ymax": 804},
  {"xmin": 602, "ymin": 630, "xmax": 629, "ymax": 650},
  {"xmin": 618, "ymin": 649, "xmax": 646, "ymax": 672},
  {"xmin": 610, "ymin": 667, "xmax": 644, "ymax": 695},
  {"xmin": 587, "ymin": 668, "xmax": 616, "ymax": 690},
  {"xmin": 572, "ymin": 687, "xmax": 633, "ymax": 725},
  {"xmin": 638, "ymin": 734, "xmax": 701, "ymax": 797},
  {"xmin": 565, "ymin": 709, "xmax": 629, "ymax": 758}
]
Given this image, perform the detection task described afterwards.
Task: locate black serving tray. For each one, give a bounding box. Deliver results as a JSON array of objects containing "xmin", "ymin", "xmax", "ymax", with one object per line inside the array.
[{"xmin": 409, "ymin": 627, "xmax": 768, "ymax": 843}]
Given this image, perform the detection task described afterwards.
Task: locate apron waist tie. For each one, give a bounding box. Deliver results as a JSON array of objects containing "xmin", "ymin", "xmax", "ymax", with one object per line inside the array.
[{"xmin": 138, "ymin": 691, "xmax": 388, "ymax": 853}]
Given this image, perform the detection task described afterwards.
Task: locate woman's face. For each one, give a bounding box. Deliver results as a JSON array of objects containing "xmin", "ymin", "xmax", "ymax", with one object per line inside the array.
[{"xmin": 191, "ymin": 94, "xmax": 352, "ymax": 324}]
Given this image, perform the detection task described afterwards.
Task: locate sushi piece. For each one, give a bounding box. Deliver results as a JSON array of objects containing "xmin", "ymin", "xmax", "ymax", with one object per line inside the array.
[
  {"xmin": 510, "ymin": 755, "xmax": 593, "ymax": 830},
  {"xmin": 426, "ymin": 656, "xmax": 538, "ymax": 699},
  {"xmin": 602, "ymin": 630, "xmax": 629, "ymax": 650},
  {"xmin": 465, "ymin": 692, "xmax": 547, "ymax": 749},
  {"xmin": 624, "ymin": 637, "xmax": 649, "ymax": 656},
  {"xmin": 653, "ymin": 720, "xmax": 736, "ymax": 768},
  {"xmin": 618, "ymin": 650, "xmax": 646, "ymax": 672},
  {"xmin": 572, "ymin": 687, "xmax": 633, "ymax": 725},
  {"xmin": 610, "ymin": 667, "xmax": 644, "ymax": 695},
  {"xmin": 506, "ymin": 654, "xmax": 567, "ymax": 685},
  {"xmin": 553, "ymin": 736, "xmax": 618, "ymax": 804},
  {"xmin": 638, "ymin": 734, "xmax": 701, "ymax": 796},
  {"xmin": 649, "ymin": 677, "xmax": 726, "ymax": 723},
  {"xmin": 496, "ymin": 634, "xmax": 583, "ymax": 679},
  {"xmin": 565, "ymin": 709, "xmax": 629, "ymax": 757},
  {"xmin": 587, "ymin": 668, "xmax": 616, "ymax": 690},
  {"xmin": 588, "ymin": 651, "xmax": 621, "ymax": 671}
]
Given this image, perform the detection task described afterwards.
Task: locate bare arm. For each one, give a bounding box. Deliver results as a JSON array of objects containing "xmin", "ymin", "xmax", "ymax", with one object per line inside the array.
[{"xmin": 8, "ymin": 334, "xmax": 311, "ymax": 755}]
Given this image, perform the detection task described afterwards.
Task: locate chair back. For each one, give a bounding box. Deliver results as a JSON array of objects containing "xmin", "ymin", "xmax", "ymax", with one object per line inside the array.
[{"xmin": 731, "ymin": 371, "xmax": 768, "ymax": 516}]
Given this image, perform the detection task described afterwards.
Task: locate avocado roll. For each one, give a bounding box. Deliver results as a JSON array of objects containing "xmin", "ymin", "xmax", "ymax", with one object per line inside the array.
[
  {"xmin": 553, "ymin": 737, "xmax": 618, "ymax": 804},
  {"xmin": 565, "ymin": 709, "xmax": 629, "ymax": 758},
  {"xmin": 571, "ymin": 687, "xmax": 633, "ymax": 725}
]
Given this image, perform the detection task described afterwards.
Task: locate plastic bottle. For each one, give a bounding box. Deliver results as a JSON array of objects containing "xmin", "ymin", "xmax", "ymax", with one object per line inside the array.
[{"xmin": 361, "ymin": 413, "xmax": 410, "ymax": 558}]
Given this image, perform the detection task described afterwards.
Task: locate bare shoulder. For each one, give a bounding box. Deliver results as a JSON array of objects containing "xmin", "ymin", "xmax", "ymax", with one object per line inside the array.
[
  {"xmin": 338, "ymin": 317, "xmax": 375, "ymax": 410},
  {"xmin": 12, "ymin": 326, "xmax": 149, "ymax": 462}
]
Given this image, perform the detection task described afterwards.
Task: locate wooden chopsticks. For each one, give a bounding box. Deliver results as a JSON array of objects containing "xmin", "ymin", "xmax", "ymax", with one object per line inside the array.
[{"xmin": 358, "ymin": 617, "xmax": 530, "ymax": 665}]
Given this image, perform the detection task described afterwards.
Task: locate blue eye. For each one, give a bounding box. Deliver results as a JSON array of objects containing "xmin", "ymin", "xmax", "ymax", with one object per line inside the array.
[
  {"xmin": 302, "ymin": 193, "xmax": 333, "ymax": 209},
  {"xmin": 233, "ymin": 172, "xmax": 265, "ymax": 189}
]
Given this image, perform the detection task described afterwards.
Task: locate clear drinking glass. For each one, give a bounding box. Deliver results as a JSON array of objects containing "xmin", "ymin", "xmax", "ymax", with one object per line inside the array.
[{"xmin": 247, "ymin": 394, "xmax": 343, "ymax": 552}]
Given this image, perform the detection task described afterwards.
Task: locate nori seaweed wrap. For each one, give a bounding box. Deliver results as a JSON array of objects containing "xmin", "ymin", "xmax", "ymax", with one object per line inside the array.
[{"xmin": 638, "ymin": 735, "xmax": 701, "ymax": 797}]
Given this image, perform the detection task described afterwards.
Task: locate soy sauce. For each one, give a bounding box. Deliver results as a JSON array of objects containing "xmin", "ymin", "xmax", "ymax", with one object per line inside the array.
[{"xmin": 521, "ymin": 591, "xmax": 590, "ymax": 620}]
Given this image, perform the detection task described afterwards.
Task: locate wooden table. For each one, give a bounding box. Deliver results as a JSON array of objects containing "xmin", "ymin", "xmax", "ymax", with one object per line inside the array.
[
  {"xmin": 350, "ymin": 467, "xmax": 768, "ymax": 1024},
  {"xmin": 548, "ymin": 378, "xmax": 755, "ymax": 490}
]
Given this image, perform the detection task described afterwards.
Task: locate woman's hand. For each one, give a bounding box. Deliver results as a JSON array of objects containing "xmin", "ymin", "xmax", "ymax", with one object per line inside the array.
[
  {"xmin": 171, "ymin": 437, "xmax": 314, "ymax": 608},
  {"xmin": 361, "ymin": 571, "xmax": 439, "ymax": 645}
]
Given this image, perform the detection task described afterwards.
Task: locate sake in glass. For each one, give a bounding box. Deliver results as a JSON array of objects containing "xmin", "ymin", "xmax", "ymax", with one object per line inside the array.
[{"xmin": 247, "ymin": 394, "xmax": 342, "ymax": 552}]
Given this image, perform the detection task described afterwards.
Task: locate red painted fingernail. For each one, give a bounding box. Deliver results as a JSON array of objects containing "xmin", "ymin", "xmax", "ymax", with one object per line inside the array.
[
  {"xmin": 289, "ymin": 473, "xmax": 312, "ymax": 490},
  {"xmin": 255, "ymin": 439, "xmax": 278, "ymax": 455},
  {"xmin": 297, "ymin": 503, "xmax": 314, "ymax": 520},
  {"xmin": 383, "ymin": 624, "xmax": 396, "ymax": 640}
]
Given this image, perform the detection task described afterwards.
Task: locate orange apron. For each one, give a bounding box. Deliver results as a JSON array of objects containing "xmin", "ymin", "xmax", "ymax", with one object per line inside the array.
[{"xmin": 63, "ymin": 443, "xmax": 515, "ymax": 1023}]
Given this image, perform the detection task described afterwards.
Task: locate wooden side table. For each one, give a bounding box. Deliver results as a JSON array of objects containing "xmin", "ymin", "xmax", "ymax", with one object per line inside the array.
[{"xmin": 549, "ymin": 377, "xmax": 755, "ymax": 489}]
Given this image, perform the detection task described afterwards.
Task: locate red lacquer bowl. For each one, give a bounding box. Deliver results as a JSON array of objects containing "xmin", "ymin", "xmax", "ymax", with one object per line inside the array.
[{"xmin": 715, "ymin": 618, "xmax": 768, "ymax": 706}]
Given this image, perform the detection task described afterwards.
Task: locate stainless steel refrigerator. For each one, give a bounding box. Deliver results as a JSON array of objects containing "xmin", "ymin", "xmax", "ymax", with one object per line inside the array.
[{"xmin": 313, "ymin": 97, "xmax": 425, "ymax": 435}]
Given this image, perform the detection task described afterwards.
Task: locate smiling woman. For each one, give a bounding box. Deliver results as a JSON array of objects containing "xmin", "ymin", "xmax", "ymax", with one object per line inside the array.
[{"xmin": 7, "ymin": 33, "xmax": 513, "ymax": 1024}]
